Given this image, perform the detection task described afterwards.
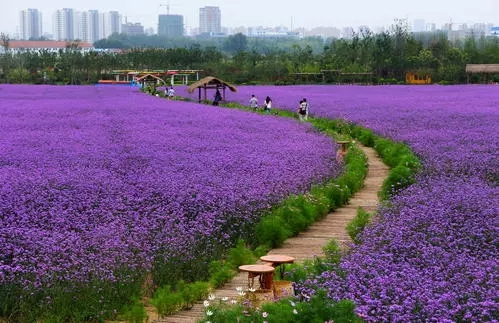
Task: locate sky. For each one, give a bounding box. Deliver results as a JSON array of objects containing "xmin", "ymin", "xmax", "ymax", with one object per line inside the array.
[{"xmin": 1, "ymin": 0, "xmax": 498, "ymax": 35}]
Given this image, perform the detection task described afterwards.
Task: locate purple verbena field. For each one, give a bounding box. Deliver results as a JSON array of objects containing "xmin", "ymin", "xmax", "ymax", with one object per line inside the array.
[
  {"xmin": 180, "ymin": 84, "xmax": 499, "ymax": 321},
  {"xmin": 0, "ymin": 85, "xmax": 340, "ymax": 288}
]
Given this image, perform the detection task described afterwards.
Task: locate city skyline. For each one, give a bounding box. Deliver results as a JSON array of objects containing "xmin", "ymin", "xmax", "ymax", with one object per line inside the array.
[{"xmin": 1, "ymin": 0, "xmax": 498, "ymax": 36}]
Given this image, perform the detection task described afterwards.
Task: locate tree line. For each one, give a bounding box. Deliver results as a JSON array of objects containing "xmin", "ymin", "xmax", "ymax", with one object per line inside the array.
[{"xmin": 1, "ymin": 20, "xmax": 499, "ymax": 85}]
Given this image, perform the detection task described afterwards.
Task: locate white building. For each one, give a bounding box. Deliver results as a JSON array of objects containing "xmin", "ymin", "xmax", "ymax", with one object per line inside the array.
[
  {"xmin": 53, "ymin": 8, "xmax": 75, "ymax": 41},
  {"xmin": 52, "ymin": 8, "xmax": 122, "ymax": 42},
  {"xmin": 80, "ymin": 10, "xmax": 100, "ymax": 43},
  {"xmin": 99, "ymin": 11, "xmax": 121, "ymax": 39},
  {"xmin": 199, "ymin": 6, "xmax": 221, "ymax": 34},
  {"xmin": 19, "ymin": 9, "xmax": 43, "ymax": 40}
]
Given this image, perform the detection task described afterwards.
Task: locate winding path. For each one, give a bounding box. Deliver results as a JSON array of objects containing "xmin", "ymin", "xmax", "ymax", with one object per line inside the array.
[{"xmin": 151, "ymin": 144, "xmax": 389, "ymax": 323}]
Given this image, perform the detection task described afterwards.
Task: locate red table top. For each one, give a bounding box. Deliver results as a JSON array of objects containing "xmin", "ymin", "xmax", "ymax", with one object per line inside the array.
[
  {"xmin": 260, "ymin": 254, "xmax": 296, "ymax": 264},
  {"xmin": 238, "ymin": 264, "xmax": 275, "ymax": 273}
]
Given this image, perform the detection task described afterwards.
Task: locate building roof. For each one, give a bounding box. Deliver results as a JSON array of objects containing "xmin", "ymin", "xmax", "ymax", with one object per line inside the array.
[
  {"xmin": 465, "ymin": 64, "xmax": 499, "ymax": 73},
  {"xmin": 7, "ymin": 40, "xmax": 94, "ymax": 49},
  {"xmin": 187, "ymin": 76, "xmax": 237, "ymax": 93},
  {"xmin": 134, "ymin": 74, "xmax": 167, "ymax": 85}
]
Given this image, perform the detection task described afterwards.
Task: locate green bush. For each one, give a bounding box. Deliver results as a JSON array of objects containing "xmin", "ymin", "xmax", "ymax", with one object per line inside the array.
[
  {"xmin": 346, "ymin": 207, "xmax": 372, "ymax": 244},
  {"xmin": 380, "ymin": 165, "xmax": 416, "ymax": 200},
  {"xmin": 353, "ymin": 127, "xmax": 375, "ymax": 147},
  {"xmin": 322, "ymin": 239, "xmax": 343, "ymax": 266},
  {"xmin": 208, "ymin": 260, "xmax": 236, "ymax": 288},
  {"xmin": 117, "ymin": 298, "xmax": 148, "ymax": 323},
  {"xmin": 178, "ymin": 280, "xmax": 210, "ymax": 309},
  {"xmin": 199, "ymin": 290, "xmax": 361, "ymax": 323},
  {"xmin": 150, "ymin": 285, "xmax": 183, "ymax": 316},
  {"xmin": 275, "ymin": 203, "xmax": 309, "ymax": 235},
  {"xmin": 255, "ymin": 215, "xmax": 292, "ymax": 248},
  {"xmin": 227, "ymin": 239, "xmax": 257, "ymax": 267},
  {"xmin": 151, "ymin": 280, "xmax": 211, "ymax": 315},
  {"xmin": 308, "ymin": 188, "xmax": 332, "ymax": 218},
  {"xmin": 322, "ymin": 182, "xmax": 347, "ymax": 210}
]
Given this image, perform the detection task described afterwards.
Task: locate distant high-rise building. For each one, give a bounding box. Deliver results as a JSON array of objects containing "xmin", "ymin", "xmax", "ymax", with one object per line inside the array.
[
  {"xmin": 53, "ymin": 8, "xmax": 75, "ymax": 41},
  {"xmin": 158, "ymin": 14, "xmax": 184, "ymax": 37},
  {"xmin": 86, "ymin": 10, "xmax": 100, "ymax": 43},
  {"xmin": 69, "ymin": 10, "xmax": 100, "ymax": 43},
  {"xmin": 122, "ymin": 22, "xmax": 144, "ymax": 36},
  {"xmin": 97, "ymin": 11, "xmax": 121, "ymax": 39},
  {"xmin": 413, "ymin": 19, "xmax": 426, "ymax": 32},
  {"xmin": 425, "ymin": 23, "xmax": 436, "ymax": 32},
  {"xmin": 19, "ymin": 9, "xmax": 43, "ymax": 40},
  {"xmin": 199, "ymin": 6, "xmax": 221, "ymax": 34}
]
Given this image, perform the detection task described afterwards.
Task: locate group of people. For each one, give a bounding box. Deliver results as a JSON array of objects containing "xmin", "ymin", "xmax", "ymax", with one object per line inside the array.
[
  {"xmin": 165, "ymin": 87, "xmax": 309, "ymax": 120},
  {"xmin": 249, "ymin": 94, "xmax": 309, "ymax": 120},
  {"xmin": 249, "ymin": 94, "xmax": 273, "ymax": 113}
]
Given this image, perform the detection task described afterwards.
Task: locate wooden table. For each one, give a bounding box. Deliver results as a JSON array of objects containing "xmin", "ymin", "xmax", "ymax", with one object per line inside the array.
[
  {"xmin": 260, "ymin": 254, "xmax": 296, "ymax": 279},
  {"xmin": 238, "ymin": 264, "xmax": 275, "ymax": 290}
]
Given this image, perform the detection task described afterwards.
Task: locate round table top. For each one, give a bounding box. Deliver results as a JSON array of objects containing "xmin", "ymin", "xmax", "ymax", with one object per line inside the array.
[
  {"xmin": 260, "ymin": 254, "xmax": 296, "ymax": 264},
  {"xmin": 238, "ymin": 264, "xmax": 275, "ymax": 273}
]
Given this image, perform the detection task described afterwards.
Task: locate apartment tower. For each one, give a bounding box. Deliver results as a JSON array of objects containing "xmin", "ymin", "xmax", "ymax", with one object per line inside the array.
[
  {"xmin": 53, "ymin": 8, "xmax": 75, "ymax": 41},
  {"xmin": 19, "ymin": 9, "xmax": 43, "ymax": 40},
  {"xmin": 199, "ymin": 6, "xmax": 221, "ymax": 34},
  {"xmin": 158, "ymin": 14, "xmax": 184, "ymax": 38}
]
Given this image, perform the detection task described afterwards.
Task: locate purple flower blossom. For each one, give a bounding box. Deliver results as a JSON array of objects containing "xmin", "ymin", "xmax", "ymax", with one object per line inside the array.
[
  {"xmin": 210, "ymin": 84, "xmax": 497, "ymax": 322},
  {"xmin": 0, "ymin": 85, "xmax": 340, "ymax": 290}
]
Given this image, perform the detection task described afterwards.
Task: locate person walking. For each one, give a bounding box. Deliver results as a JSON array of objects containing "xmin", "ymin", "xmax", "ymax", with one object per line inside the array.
[
  {"xmin": 301, "ymin": 98, "xmax": 309, "ymax": 120},
  {"xmin": 263, "ymin": 96, "xmax": 272, "ymax": 113},
  {"xmin": 213, "ymin": 89, "xmax": 222, "ymax": 105},
  {"xmin": 298, "ymin": 99, "xmax": 308, "ymax": 121},
  {"xmin": 249, "ymin": 94, "xmax": 258, "ymax": 110}
]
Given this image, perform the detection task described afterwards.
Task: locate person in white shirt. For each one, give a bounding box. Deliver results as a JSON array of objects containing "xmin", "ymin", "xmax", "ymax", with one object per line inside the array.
[
  {"xmin": 167, "ymin": 86, "xmax": 175, "ymax": 99},
  {"xmin": 263, "ymin": 96, "xmax": 272, "ymax": 113},
  {"xmin": 298, "ymin": 99, "xmax": 308, "ymax": 121},
  {"xmin": 249, "ymin": 94, "xmax": 258, "ymax": 110}
]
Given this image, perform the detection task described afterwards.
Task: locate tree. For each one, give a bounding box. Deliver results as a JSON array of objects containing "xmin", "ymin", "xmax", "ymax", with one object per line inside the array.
[
  {"xmin": 0, "ymin": 32, "xmax": 11, "ymax": 82},
  {"xmin": 223, "ymin": 33, "xmax": 248, "ymax": 54}
]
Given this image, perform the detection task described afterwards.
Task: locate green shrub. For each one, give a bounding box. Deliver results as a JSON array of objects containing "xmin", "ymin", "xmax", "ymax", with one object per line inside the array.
[
  {"xmin": 322, "ymin": 239, "xmax": 343, "ymax": 266},
  {"xmin": 380, "ymin": 165, "xmax": 416, "ymax": 200},
  {"xmin": 322, "ymin": 182, "xmax": 347, "ymax": 210},
  {"xmin": 227, "ymin": 239, "xmax": 257, "ymax": 267},
  {"xmin": 275, "ymin": 203, "xmax": 309, "ymax": 235},
  {"xmin": 117, "ymin": 298, "xmax": 148, "ymax": 323},
  {"xmin": 346, "ymin": 207, "xmax": 372, "ymax": 244},
  {"xmin": 150, "ymin": 285, "xmax": 183, "ymax": 316},
  {"xmin": 177, "ymin": 280, "xmax": 211, "ymax": 309},
  {"xmin": 208, "ymin": 260, "xmax": 236, "ymax": 288},
  {"xmin": 309, "ymin": 188, "xmax": 332, "ymax": 218},
  {"xmin": 283, "ymin": 261, "xmax": 311, "ymax": 282},
  {"xmin": 255, "ymin": 215, "xmax": 292, "ymax": 248},
  {"xmin": 200, "ymin": 289, "xmax": 361, "ymax": 323},
  {"xmin": 356, "ymin": 128, "xmax": 375, "ymax": 147}
]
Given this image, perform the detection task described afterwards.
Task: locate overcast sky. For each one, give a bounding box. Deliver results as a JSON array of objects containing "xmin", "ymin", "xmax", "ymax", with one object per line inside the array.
[{"xmin": 1, "ymin": 0, "xmax": 498, "ymax": 35}]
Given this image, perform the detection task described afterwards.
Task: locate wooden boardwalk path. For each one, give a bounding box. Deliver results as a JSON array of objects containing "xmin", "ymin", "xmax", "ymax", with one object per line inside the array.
[{"xmin": 151, "ymin": 144, "xmax": 389, "ymax": 323}]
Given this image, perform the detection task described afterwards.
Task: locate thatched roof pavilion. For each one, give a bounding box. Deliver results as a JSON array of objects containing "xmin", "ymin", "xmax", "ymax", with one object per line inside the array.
[
  {"xmin": 465, "ymin": 64, "xmax": 499, "ymax": 74},
  {"xmin": 187, "ymin": 76, "xmax": 237, "ymax": 103},
  {"xmin": 465, "ymin": 64, "xmax": 499, "ymax": 83}
]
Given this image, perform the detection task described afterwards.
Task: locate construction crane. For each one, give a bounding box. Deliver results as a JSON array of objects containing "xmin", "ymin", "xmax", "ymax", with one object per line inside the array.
[{"xmin": 160, "ymin": 2, "xmax": 181, "ymax": 15}]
